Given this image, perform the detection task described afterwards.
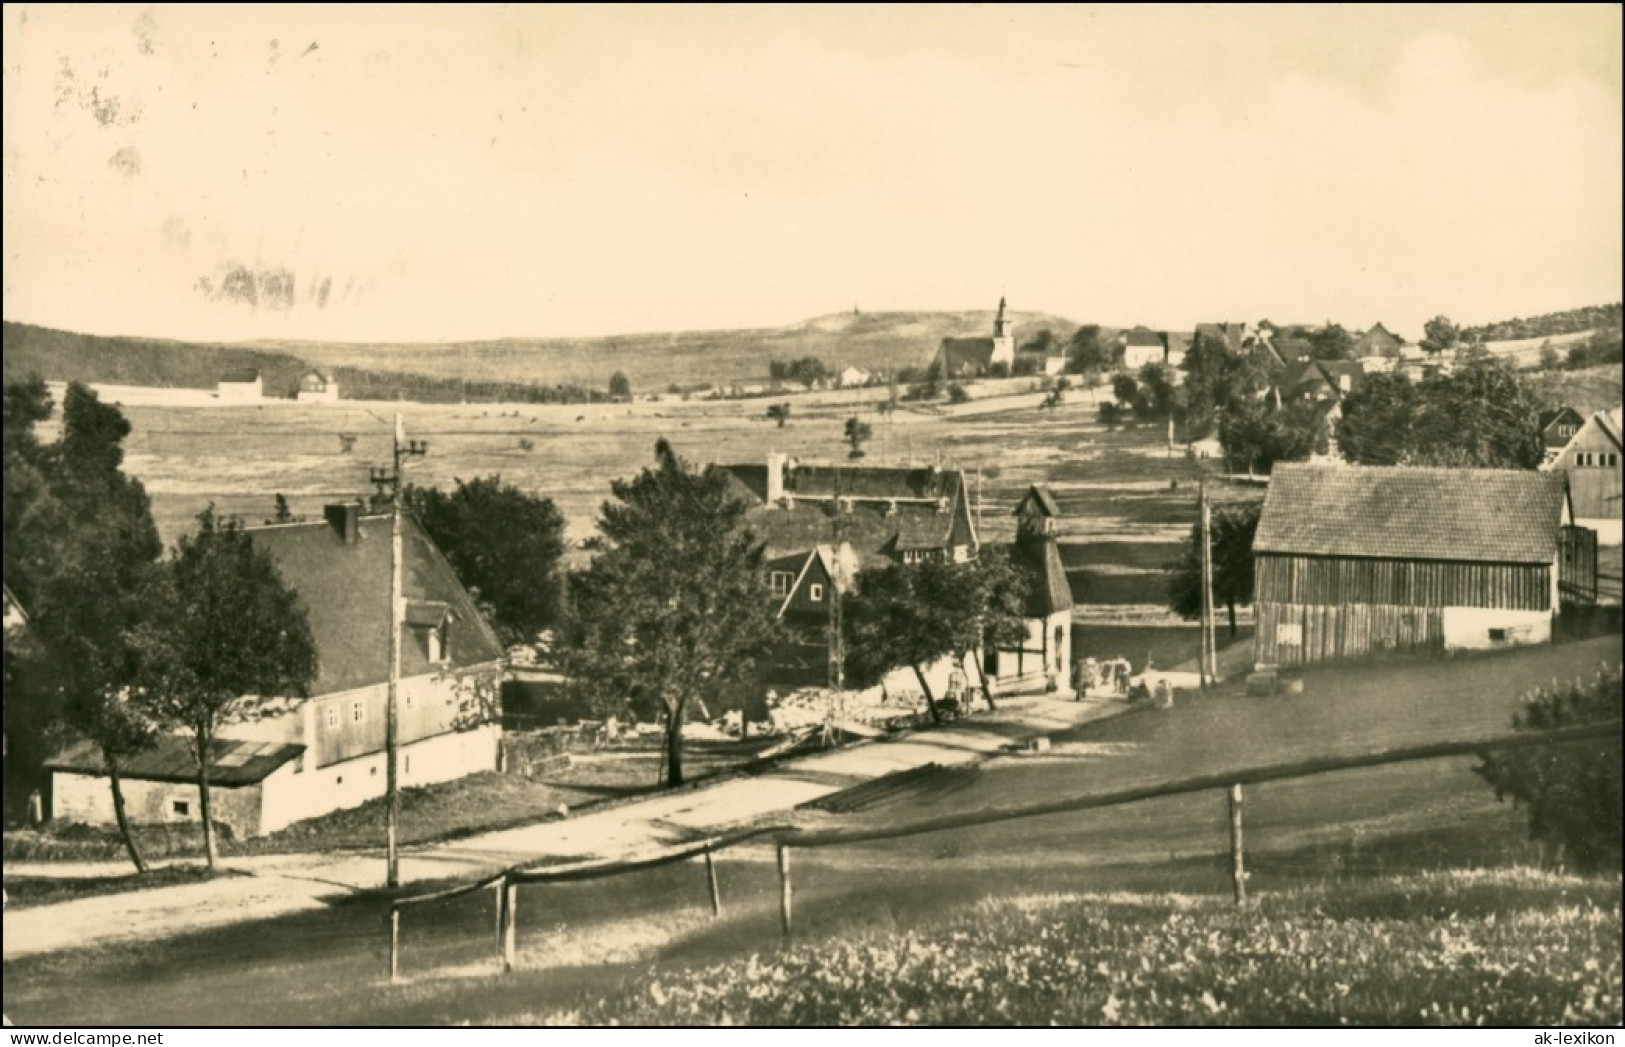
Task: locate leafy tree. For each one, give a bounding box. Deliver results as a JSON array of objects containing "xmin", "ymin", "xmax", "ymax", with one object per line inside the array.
[
  {"xmin": 3, "ymin": 381, "xmax": 164, "ymax": 871},
  {"xmin": 404, "ymin": 475, "xmax": 567, "ymax": 645},
  {"xmin": 1096, "ymin": 401, "xmax": 1123, "ymax": 429},
  {"xmin": 1019, "ymin": 328, "xmax": 1057, "ymax": 357},
  {"xmin": 608, "ymin": 372, "xmax": 632, "ymax": 400},
  {"xmin": 1111, "ymin": 373, "xmax": 1140, "ymax": 408},
  {"xmin": 844, "ymin": 416, "xmax": 873, "ymax": 459},
  {"xmin": 1167, "ymin": 502, "xmax": 1260, "ymax": 637},
  {"xmin": 1420, "ymin": 315, "xmax": 1460, "ymax": 356},
  {"xmin": 1336, "ymin": 373, "xmax": 1419, "ymax": 466},
  {"xmin": 842, "ymin": 552, "xmax": 1029, "ymax": 720},
  {"xmin": 1219, "ymin": 399, "xmax": 1324, "ymax": 475},
  {"xmin": 1338, "ymin": 358, "xmax": 1541, "ymax": 469},
  {"xmin": 1538, "ymin": 343, "xmax": 1562, "ymax": 371},
  {"xmin": 272, "ymin": 493, "xmax": 294, "ymax": 524},
  {"xmin": 1133, "ymin": 362, "xmax": 1181, "ymax": 423},
  {"xmin": 1181, "ymin": 330, "xmax": 1268, "ymax": 440},
  {"xmin": 1309, "ymin": 324, "xmax": 1356, "ymax": 361},
  {"xmin": 1474, "ymin": 666, "xmax": 1621, "ymax": 874},
  {"xmin": 1067, "ymin": 325, "xmax": 1112, "ymax": 375},
  {"xmin": 134, "ymin": 508, "xmax": 318, "ymax": 868},
  {"xmin": 561, "ymin": 440, "xmax": 782, "ymax": 786},
  {"xmin": 766, "ymin": 402, "xmax": 792, "ymax": 428}
]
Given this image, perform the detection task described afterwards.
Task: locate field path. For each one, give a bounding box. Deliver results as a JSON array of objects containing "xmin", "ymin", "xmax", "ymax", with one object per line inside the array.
[{"xmin": 2, "ymin": 694, "xmax": 1124, "ymax": 960}]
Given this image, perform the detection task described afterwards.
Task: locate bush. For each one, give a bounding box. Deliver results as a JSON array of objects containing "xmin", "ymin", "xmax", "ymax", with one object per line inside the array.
[
  {"xmin": 946, "ymin": 383, "xmax": 969, "ymax": 404},
  {"xmin": 987, "ymin": 362, "xmax": 1010, "ymax": 379},
  {"xmin": 1097, "ymin": 402, "xmax": 1123, "ymax": 428},
  {"xmin": 1475, "ymin": 666, "xmax": 1622, "ymax": 873}
]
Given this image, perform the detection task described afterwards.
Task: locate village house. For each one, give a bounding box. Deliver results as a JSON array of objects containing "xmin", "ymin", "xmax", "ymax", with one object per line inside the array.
[
  {"xmin": 216, "ymin": 368, "xmax": 263, "ymax": 402},
  {"xmin": 1541, "ymin": 406, "xmax": 1623, "ymax": 545},
  {"xmin": 837, "ymin": 365, "xmax": 872, "ymax": 389},
  {"xmin": 1252, "ymin": 464, "xmax": 1580, "ymax": 668},
  {"xmin": 935, "ymin": 297, "xmax": 1016, "ymax": 378},
  {"xmin": 1538, "ymin": 406, "xmax": 1587, "ymax": 463},
  {"xmin": 1161, "ymin": 331, "xmax": 1191, "ymax": 372},
  {"xmin": 1120, "ymin": 327, "xmax": 1166, "ymax": 371},
  {"xmin": 48, "ymin": 503, "xmax": 506, "ymax": 837},
  {"xmin": 1351, "ymin": 323, "xmax": 1405, "ymax": 358},
  {"xmin": 297, "ymin": 370, "xmax": 339, "ymax": 403}
]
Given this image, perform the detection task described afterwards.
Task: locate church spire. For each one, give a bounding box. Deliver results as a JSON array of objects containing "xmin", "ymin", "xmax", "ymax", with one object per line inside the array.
[{"xmin": 993, "ymin": 296, "xmax": 1011, "ymax": 339}]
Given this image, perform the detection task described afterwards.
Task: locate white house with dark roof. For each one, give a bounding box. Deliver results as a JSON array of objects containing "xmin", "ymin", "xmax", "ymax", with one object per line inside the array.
[
  {"xmin": 49, "ymin": 503, "xmax": 506, "ymax": 837},
  {"xmin": 1542, "ymin": 406, "xmax": 1622, "ymax": 545},
  {"xmin": 216, "ymin": 368, "xmax": 263, "ymax": 402},
  {"xmin": 1252, "ymin": 464, "xmax": 1576, "ymax": 668},
  {"xmin": 297, "ymin": 370, "xmax": 339, "ymax": 402}
]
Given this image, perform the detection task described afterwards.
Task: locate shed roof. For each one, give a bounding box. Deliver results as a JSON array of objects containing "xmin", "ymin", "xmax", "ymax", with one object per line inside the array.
[
  {"xmin": 47, "ymin": 735, "xmax": 304, "ymax": 786},
  {"xmin": 1255, "ymin": 463, "xmax": 1568, "ymax": 565}
]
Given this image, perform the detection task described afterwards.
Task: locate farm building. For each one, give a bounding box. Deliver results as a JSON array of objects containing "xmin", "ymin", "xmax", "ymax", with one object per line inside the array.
[
  {"xmin": 837, "ymin": 366, "xmax": 871, "ymax": 389},
  {"xmin": 1542, "ymin": 406, "xmax": 1623, "ymax": 545},
  {"xmin": 935, "ymin": 297, "xmax": 1016, "ymax": 377},
  {"xmin": 48, "ymin": 503, "xmax": 506, "ymax": 837},
  {"xmin": 297, "ymin": 370, "xmax": 339, "ymax": 402},
  {"xmin": 987, "ymin": 486, "xmax": 1073, "ymax": 689},
  {"xmin": 216, "ymin": 368, "xmax": 262, "ymax": 401},
  {"xmin": 1252, "ymin": 464, "xmax": 1580, "ymax": 668},
  {"xmin": 1351, "ymin": 323, "xmax": 1404, "ymax": 358},
  {"xmin": 1120, "ymin": 327, "xmax": 1166, "ymax": 370}
]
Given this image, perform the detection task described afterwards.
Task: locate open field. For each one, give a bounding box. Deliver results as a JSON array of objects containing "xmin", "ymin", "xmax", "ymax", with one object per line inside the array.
[
  {"xmin": 4, "ymin": 635, "xmax": 1617, "ymax": 1025},
  {"xmin": 53, "ymin": 383, "xmax": 1238, "ymax": 591},
  {"xmin": 1526, "ymin": 363, "xmax": 1622, "ymax": 415},
  {"xmin": 5, "ymin": 310, "xmax": 1080, "ymax": 396}
]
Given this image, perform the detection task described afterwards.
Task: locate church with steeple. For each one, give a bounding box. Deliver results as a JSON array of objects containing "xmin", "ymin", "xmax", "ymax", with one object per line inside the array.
[{"xmin": 934, "ymin": 297, "xmax": 1017, "ymax": 378}]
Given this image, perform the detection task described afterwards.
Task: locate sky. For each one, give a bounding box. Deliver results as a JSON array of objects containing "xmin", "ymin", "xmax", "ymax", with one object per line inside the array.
[{"xmin": 3, "ymin": 4, "xmax": 1621, "ymax": 344}]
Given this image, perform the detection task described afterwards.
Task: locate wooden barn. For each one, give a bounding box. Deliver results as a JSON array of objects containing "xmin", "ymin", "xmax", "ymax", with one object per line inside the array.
[{"xmin": 1252, "ymin": 464, "xmax": 1578, "ymax": 668}]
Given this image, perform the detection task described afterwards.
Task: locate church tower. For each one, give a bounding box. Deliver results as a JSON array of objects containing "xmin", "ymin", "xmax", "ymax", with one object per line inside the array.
[{"xmin": 990, "ymin": 296, "xmax": 1015, "ymax": 369}]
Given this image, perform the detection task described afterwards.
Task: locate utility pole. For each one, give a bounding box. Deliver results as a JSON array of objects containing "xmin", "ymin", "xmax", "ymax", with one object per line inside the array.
[
  {"xmin": 370, "ymin": 413, "xmax": 427, "ymax": 889},
  {"xmin": 1199, "ymin": 481, "xmax": 1216, "ymax": 686}
]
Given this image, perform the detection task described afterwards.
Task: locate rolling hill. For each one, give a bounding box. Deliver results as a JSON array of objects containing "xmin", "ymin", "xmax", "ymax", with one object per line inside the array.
[{"xmin": 2, "ymin": 309, "xmax": 1080, "ymax": 398}]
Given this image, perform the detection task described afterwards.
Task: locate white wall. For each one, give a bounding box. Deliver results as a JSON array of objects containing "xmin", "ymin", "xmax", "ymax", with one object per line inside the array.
[
  {"xmin": 1578, "ymin": 518, "xmax": 1622, "ymax": 547},
  {"xmin": 52, "ymin": 772, "xmax": 264, "ymax": 838},
  {"xmin": 1440, "ymin": 606, "xmax": 1553, "ymax": 652}
]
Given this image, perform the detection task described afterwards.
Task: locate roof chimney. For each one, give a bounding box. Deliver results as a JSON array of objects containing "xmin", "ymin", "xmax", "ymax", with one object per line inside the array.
[
  {"xmin": 324, "ymin": 502, "xmax": 361, "ymax": 544},
  {"xmin": 766, "ymin": 451, "xmax": 787, "ymax": 505}
]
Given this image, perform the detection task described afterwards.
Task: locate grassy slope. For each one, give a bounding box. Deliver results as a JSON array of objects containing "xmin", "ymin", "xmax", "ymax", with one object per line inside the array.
[
  {"xmin": 1527, "ymin": 364, "xmax": 1623, "ymax": 415},
  {"xmin": 3, "ymin": 310, "xmax": 1079, "ymax": 395},
  {"xmin": 540, "ymin": 872, "xmax": 1622, "ymax": 1027}
]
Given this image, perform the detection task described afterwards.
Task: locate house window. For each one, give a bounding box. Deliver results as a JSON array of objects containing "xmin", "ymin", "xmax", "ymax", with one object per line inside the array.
[
  {"xmin": 1604, "ymin": 453, "xmax": 1619, "ymax": 468},
  {"xmin": 770, "ymin": 571, "xmax": 794, "ymax": 597},
  {"xmin": 427, "ymin": 626, "xmax": 443, "ymax": 664},
  {"xmin": 808, "ymin": 583, "xmax": 824, "ymax": 602},
  {"xmin": 325, "ymin": 706, "xmax": 338, "ymax": 729},
  {"xmin": 172, "ymin": 800, "xmax": 190, "ymax": 817},
  {"xmin": 404, "ymin": 691, "xmax": 414, "ymax": 711},
  {"xmin": 352, "ymin": 700, "xmax": 365, "ymax": 724},
  {"xmin": 1488, "ymin": 627, "xmax": 1509, "ymax": 642}
]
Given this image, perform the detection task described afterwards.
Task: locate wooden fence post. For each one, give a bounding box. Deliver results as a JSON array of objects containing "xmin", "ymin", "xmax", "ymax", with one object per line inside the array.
[
  {"xmin": 777, "ymin": 843, "xmax": 793, "ymax": 938},
  {"xmin": 704, "ymin": 844, "xmax": 723, "ymax": 918},
  {"xmin": 492, "ymin": 878, "xmax": 505, "ymax": 964},
  {"xmin": 1227, "ymin": 783, "xmax": 1246, "ymax": 905},
  {"xmin": 388, "ymin": 905, "xmax": 401, "ymax": 984},
  {"xmin": 502, "ymin": 877, "xmax": 519, "ymax": 973}
]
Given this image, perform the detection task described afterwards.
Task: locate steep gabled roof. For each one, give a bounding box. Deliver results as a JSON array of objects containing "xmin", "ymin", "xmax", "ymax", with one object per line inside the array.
[
  {"xmin": 938, "ymin": 337, "xmax": 997, "ymax": 373},
  {"xmin": 244, "ymin": 514, "xmax": 505, "ymax": 695},
  {"xmin": 1255, "ymin": 464, "xmax": 1568, "ymax": 565},
  {"xmin": 1122, "ymin": 326, "xmax": 1163, "ymax": 347},
  {"xmin": 1011, "ymin": 535, "xmax": 1074, "ymax": 617},
  {"xmin": 1015, "ymin": 485, "xmax": 1061, "ymax": 518}
]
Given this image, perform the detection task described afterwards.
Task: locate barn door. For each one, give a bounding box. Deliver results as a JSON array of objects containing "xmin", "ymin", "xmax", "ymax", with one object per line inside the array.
[{"xmin": 1559, "ymin": 524, "xmax": 1598, "ymax": 605}]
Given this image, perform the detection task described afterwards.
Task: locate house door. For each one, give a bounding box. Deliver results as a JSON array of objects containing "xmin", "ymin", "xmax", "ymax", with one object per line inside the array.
[{"xmin": 983, "ymin": 648, "xmax": 1000, "ymax": 678}]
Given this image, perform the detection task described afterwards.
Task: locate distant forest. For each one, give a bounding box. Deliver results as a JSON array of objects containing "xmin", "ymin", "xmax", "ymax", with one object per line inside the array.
[
  {"xmin": 1, "ymin": 321, "xmax": 607, "ymax": 404},
  {"xmin": 1463, "ymin": 302, "xmax": 1622, "ymax": 343}
]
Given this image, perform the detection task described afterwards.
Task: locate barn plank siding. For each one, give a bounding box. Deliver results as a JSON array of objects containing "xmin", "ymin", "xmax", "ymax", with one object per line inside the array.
[
  {"xmin": 1255, "ymin": 555, "xmax": 1551, "ymax": 611},
  {"xmin": 1255, "ymin": 601, "xmax": 1445, "ymax": 667}
]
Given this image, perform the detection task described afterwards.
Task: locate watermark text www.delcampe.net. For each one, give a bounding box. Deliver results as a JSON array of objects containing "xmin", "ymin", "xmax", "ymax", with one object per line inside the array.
[
  {"xmin": 1537, "ymin": 1034, "xmax": 1615, "ymax": 1045},
  {"xmin": 9, "ymin": 1035, "xmax": 163, "ymax": 1045}
]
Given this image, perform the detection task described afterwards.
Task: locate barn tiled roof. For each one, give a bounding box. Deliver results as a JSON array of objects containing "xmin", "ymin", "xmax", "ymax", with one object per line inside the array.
[
  {"xmin": 939, "ymin": 337, "xmax": 997, "ymax": 373},
  {"xmin": 1122, "ymin": 326, "xmax": 1163, "ymax": 347},
  {"xmin": 1255, "ymin": 464, "xmax": 1568, "ymax": 564},
  {"xmin": 244, "ymin": 514, "xmax": 505, "ymax": 695},
  {"xmin": 47, "ymin": 735, "xmax": 304, "ymax": 786}
]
